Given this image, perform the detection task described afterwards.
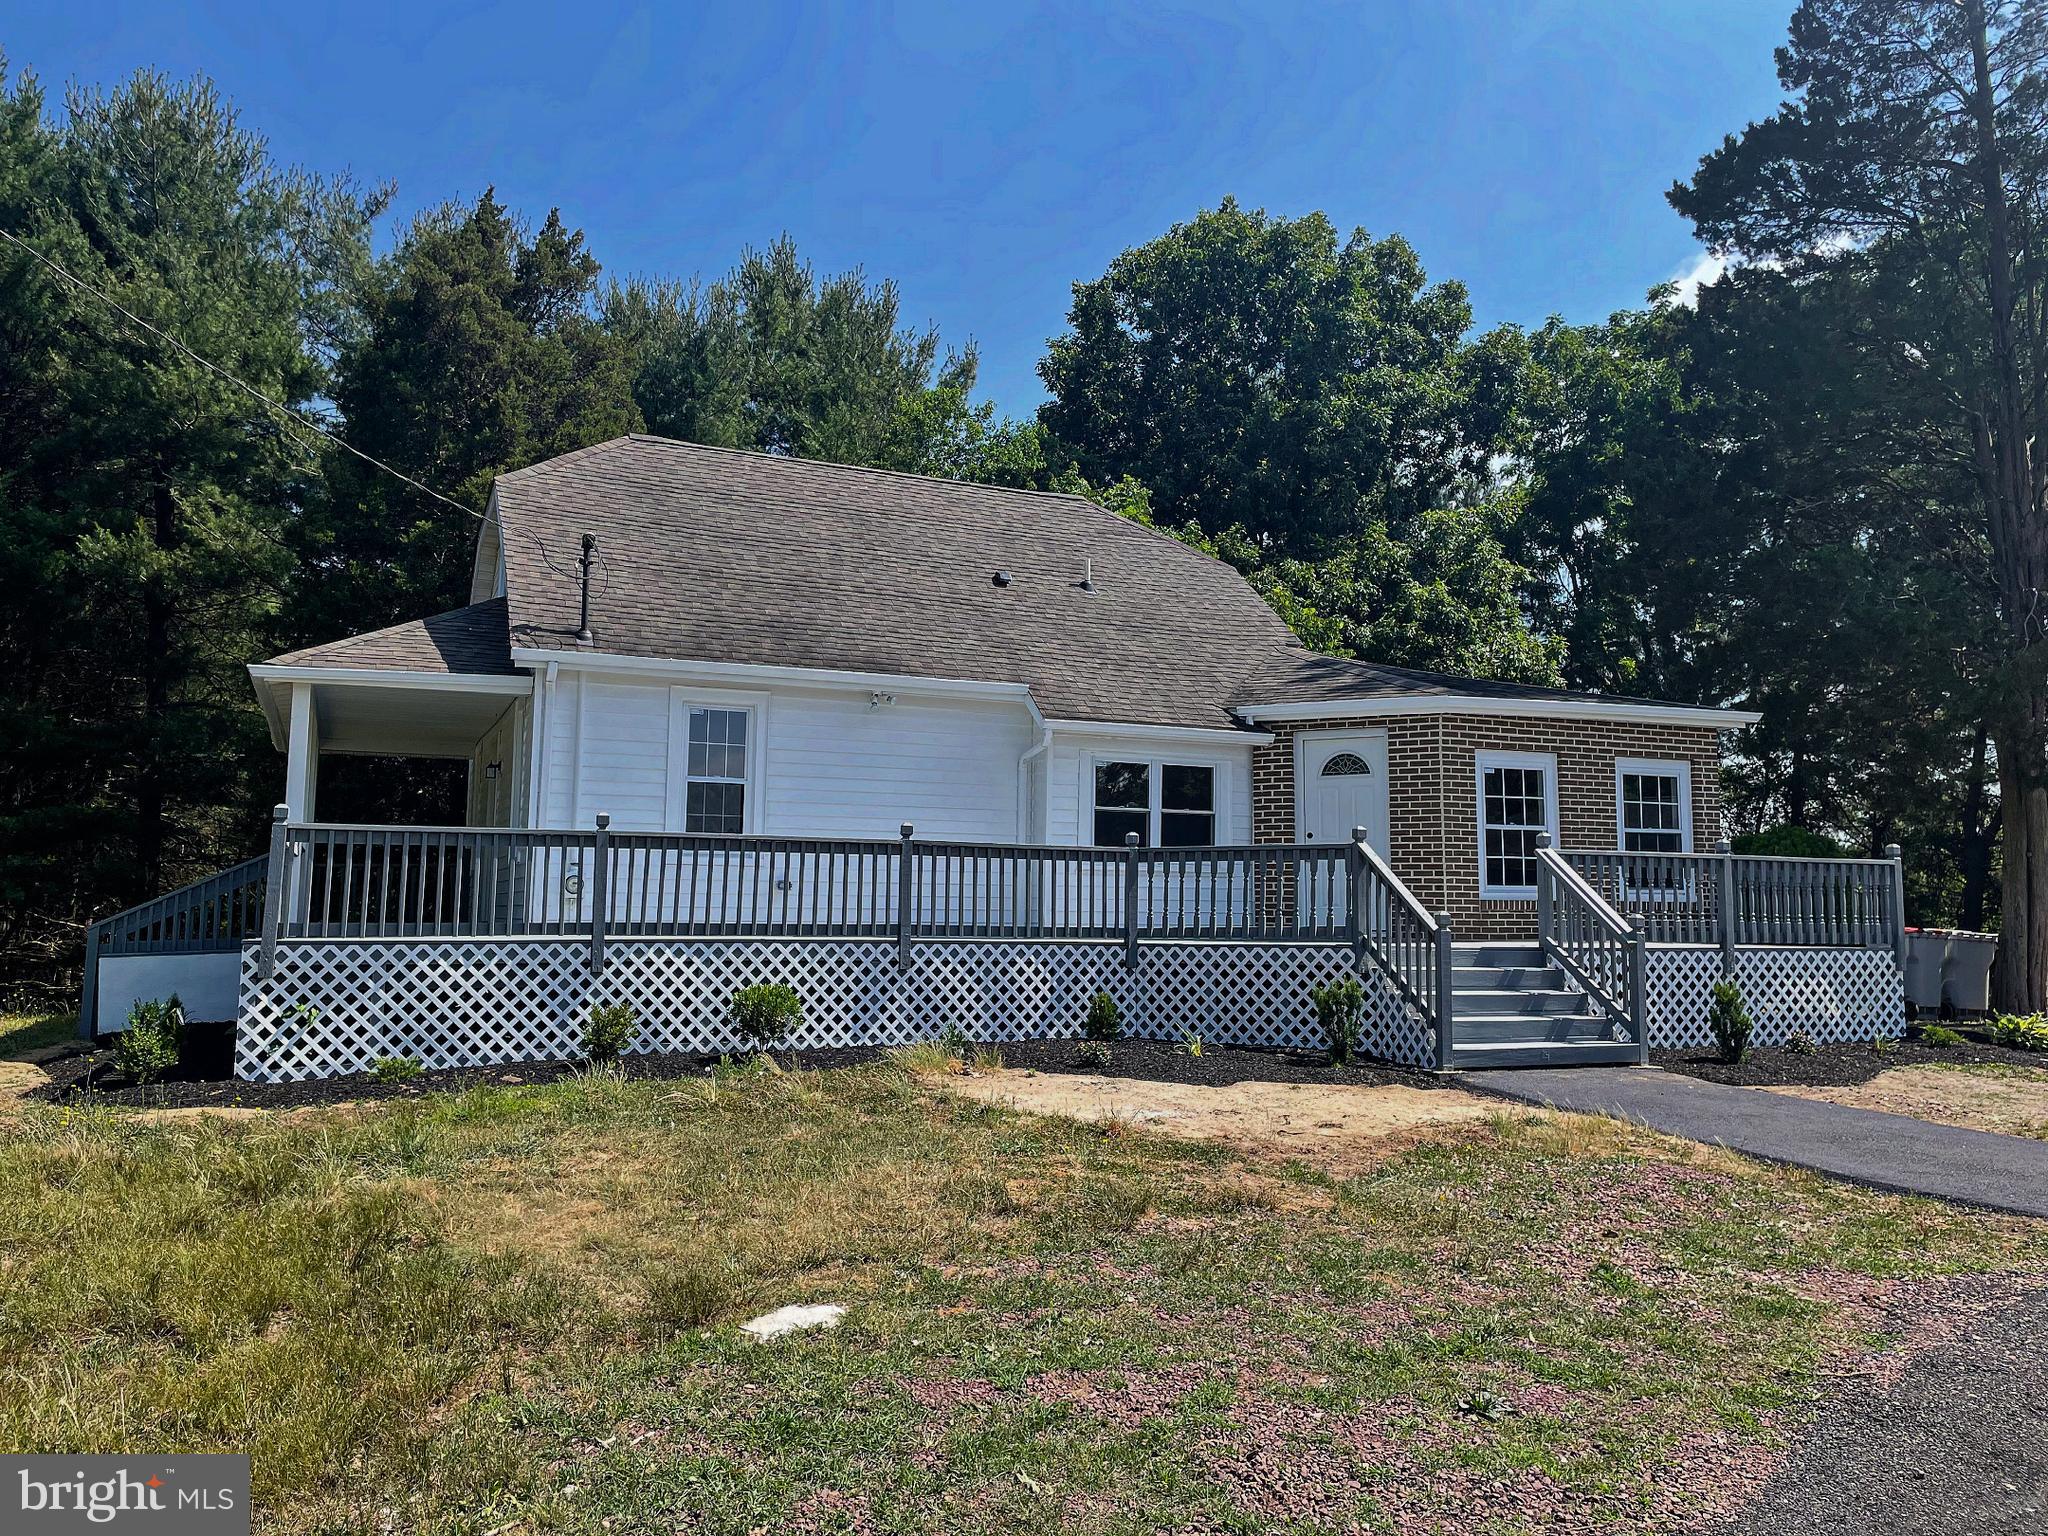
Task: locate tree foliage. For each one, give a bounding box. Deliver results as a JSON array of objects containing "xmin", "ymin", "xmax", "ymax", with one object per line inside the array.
[
  {"xmin": 1670, "ymin": 0, "xmax": 2048, "ymax": 1001},
  {"xmin": 1038, "ymin": 199, "xmax": 1526, "ymax": 558},
  {"xmin": 606, "ymin": 236, "xmax": 978, "ymax": 475},
  {"xmin": 0, "ymin": 63, "xmax": 380, "ymax": 997},
  {"xmin": 297, "ymin": 189, "xmax": 641, "ymax": 632}
]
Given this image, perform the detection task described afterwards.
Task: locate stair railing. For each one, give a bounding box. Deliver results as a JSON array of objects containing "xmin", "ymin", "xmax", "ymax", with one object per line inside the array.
[
  {"xmin": 1534, "ymin": 835, "xmax": 1646, "ymax": 1062},
  {"xmin": 1347, "ymin": 826, "xmax": 1456, "ymax": 1070}
]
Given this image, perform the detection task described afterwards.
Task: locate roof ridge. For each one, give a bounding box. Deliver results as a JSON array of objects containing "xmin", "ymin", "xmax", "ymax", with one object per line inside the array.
[{"xmin": 497, "ymin": 432, "xmax": 1251, "ymax": 582}]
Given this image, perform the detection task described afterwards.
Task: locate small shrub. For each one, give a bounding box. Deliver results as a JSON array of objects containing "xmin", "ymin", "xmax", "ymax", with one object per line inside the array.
[
  {"xmin": 583, "ymin": 1003, "xmax": 639, "ymax": 1064},
  {"xmin": 1990, "ymin": 1013, "xmax": 2048, "ymax": 1052},
  {"xmin": 371, "ymin": 1055, "xmax": 423, "ymax": 1083},
  {"xmin": 939, "ymin": 1018, "xmax": 972, "ymax": 1058},
  {"xmin": 1310, "ymin": 976, "xmax": 1365, "ymax": 1065},
  {"xmin": 113, "ymin": 996, "xmax": 183, "ymax": 1085},
  {"xmin": 1919, "ymin": 1024, "xmax": 1967, "ymax": 1049},
  {"xmin": 1783, "ymin": 1030, "xmax": 1817, "ymax": 1056},
  {"xmin": 1707, "ymin": 977, "xmax": 1753, "ymax": 1064},
  {"xmin": 1074, "ymin": 1038, "xmax": 1113, "ymax": 1069},
  {"xmin": 731, "ymin": 983, "xmax": 802, "ymax": 1051},
  {"xmin": 1084, "ymin": 991, "xmax": 1123, "ymax": 1043}
]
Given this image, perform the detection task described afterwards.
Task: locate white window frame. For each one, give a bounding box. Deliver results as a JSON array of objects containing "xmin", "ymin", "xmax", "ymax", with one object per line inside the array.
[
  {"xmin": 1614, "ymin": 757, "xmax": 1694, "ymax": 854},
  {"xmin": 1474, "ymin": 749, "xmax": 1559, "ymax": 900},
  {"xmin": 665, "ymin": 687, "xmax": 768, "ymax": 834},
  {"xmin": 1086, "ymin": 753, "xmax": 1226, "ymax": 847}
]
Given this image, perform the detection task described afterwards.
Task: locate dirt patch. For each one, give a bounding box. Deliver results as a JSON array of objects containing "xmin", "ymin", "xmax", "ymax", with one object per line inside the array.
[
  {"xmin": 939, "ymin": 1068, "xmax": 1517, "ymax": 1176},
  {"xmin": 1763, "ymin": 1064, "xmax": 2048, "ymax": 1140}
]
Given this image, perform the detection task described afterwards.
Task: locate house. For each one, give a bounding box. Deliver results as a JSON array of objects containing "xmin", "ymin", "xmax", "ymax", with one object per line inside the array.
[{"xmin": 85, "ymin": 436, "xmax": 1909, "ymax": 1077}]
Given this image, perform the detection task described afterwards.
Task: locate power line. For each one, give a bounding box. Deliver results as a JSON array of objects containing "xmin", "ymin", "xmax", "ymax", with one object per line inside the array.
[
  {"xmin": 0, "ymin": 220, "xmax": 602, "ymax": 596},
  {"xmin": 0, "ymin": 221, "xmax": 485, "ymax": 525}
]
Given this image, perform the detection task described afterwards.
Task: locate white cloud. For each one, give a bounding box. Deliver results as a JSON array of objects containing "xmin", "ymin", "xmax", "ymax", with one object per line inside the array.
[{"xmin": 1667, "ymin": 248, "xmax": 1728, "ymax": 307}]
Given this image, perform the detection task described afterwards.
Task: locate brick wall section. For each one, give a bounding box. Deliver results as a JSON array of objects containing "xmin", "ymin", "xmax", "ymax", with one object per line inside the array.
[{"xmin": 1251, "ymin": 714, "xmax": 1726, "ymax": 942}]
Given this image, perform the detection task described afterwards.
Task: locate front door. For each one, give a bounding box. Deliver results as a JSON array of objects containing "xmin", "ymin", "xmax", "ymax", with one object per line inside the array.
[{"xmin": 1297, "ymin": 730, "xmax": 1391, "ymax": 855}]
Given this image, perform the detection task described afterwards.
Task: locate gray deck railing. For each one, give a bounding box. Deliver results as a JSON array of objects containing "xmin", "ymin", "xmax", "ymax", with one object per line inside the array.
[
  {"xmin": 78, "ymin": 855, "xmax": 271, "ymax": 1038},
  {"xmin": 1347, "ymin": 825, "xmax": 1453, "ymax": 1068},
  {"xmin": 253, "ymin": 811, "xmax": 1367, "ymax": 978},
  {"xmin": 1535, "ymin": 838, "xmax": 1645, "ymax": 1058},
  {"xmin": 1562, "ymin": 841, "xmax": 1906, "ymax": 967}
]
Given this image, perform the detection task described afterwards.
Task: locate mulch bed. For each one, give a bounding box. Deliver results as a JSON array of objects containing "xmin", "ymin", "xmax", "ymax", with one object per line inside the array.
[
  {"xmin": 29, "ymin": 1033, "xmax": 1439, "ymax": 1112},
  {"xmin": 1654, "ymin": 1023, "xmax": 2047, "ymax": 1089}
]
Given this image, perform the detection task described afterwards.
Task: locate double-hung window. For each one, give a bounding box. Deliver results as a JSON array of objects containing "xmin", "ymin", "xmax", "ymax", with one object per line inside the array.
[
  {"xmin": 683, "ymin": 705, "xmax": 749, "ymax": 833},
  {"xmin": 1475, "ymin": 751, "xmax": 1557, "ymax": 899},
  {"xmin": 1616, "ymin": 759, "xmax": 1692, "ymax": 853},
  {"xmin": 1092, "ymin": 761, "xmax": 1216, "ymax": 846}
]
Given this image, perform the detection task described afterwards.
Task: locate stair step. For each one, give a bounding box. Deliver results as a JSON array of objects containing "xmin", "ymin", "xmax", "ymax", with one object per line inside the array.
[
  {"xmin": 1453, "ymin": 965, "xmax": 1565, "ymax": 991},
  {"xmin": 1453, "ymin": 1012, "xmax": 1615, "ymax": 1044},
  {"xmin": 1450, "ymin": 944, "xmax": 1547, "ymax": 967},
  {"xmin": 1451, "ymin": 989, "xmax": 1589, "ymax": 1017},
  {"xmin": 1449, "ymin": 1039, "xmax": 1643, "ymax": 1070}
]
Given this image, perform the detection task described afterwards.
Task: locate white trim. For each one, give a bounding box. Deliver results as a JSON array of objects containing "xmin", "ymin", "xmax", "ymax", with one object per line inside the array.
[
  {"xmin": 664, "ymin": 687, "xmax": 770, "ymax": 834},
  {"xmin": 285, "ymin": 682, "xmax": 318, "ymax": 822},
  {"xmin": 1083, "ymin": 751, "xmax": 1226, "ymax": 848},
  {"xmin": 511, "ymin": 646, "xmax": 1038, "ymax": 707},
  {"xmin": 1234, "ymin": 695, "xmax": 1759, "ymax": 728},
  {"xmin": 1474, "ymin": 749, "xmax": 1559, "ymax": 901},
  {"xmin": 249, "ymin": 664, "xmax": 532, "ymax": 695},
  {"xmin": 1615, "ymin": 757, "xmax": 1695, "ymax": 853},
  {"xmin": 1291, "ymin": 727, "xmax": 1390, "ymax": 849},
  {"xmin": 1045, "ymin": 717, "xmax": 1273, "ymax": 748},
  {"xmin": 527, "ymin": 663, "xmax": 555, "ymax": 828}
]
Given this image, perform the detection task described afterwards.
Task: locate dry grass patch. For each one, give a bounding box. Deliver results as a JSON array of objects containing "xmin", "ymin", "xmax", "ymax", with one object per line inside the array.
[
  {"xmin": 938, "ymin": 1066, "xmax": 1518, "ymax": 1176},
  {"xmin": 1765, "ymin": 1062, "xmax": 2048, "ymax": 1139},
  {"xmin": 5, "ymin": 1055, "xmax": 2045, "ymax": 1535}
]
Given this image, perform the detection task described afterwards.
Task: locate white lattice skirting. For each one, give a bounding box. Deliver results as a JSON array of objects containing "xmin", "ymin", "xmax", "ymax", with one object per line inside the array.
[
  {"xmin": 1643, "ymin": 945, "xmax": 1905, "ymax": 1051},
  {"xmin": 236, "ymin": 938, "xmax": 1431, "ymax": 1081}
]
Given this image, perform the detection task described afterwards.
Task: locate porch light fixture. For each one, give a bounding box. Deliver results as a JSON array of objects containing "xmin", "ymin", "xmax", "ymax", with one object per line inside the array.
[{"xmin": 484, "ymin": 762, "xmax": 501, "ymax": 780}]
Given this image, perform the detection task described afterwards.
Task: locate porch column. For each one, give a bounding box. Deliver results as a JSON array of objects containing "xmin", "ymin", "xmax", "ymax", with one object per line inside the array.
[{"xmin": 285, "ymin": 681, "xmax": 319, "ymax": 822}]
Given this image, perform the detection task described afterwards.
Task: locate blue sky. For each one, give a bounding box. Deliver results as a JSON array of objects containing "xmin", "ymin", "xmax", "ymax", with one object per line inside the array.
[{"xmin": 7, "ymin": 1, "xmax": 1790, "ymax": 416}]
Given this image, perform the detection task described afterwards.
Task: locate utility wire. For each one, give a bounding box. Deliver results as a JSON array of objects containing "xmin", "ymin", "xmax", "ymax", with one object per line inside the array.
[
  {"xmin": 0, "ymin": 221, "xmax": 602, "ymax": 592},
  {"xmin": 0, "ymin": 221, "xmax": 485, "ymax": 525}
]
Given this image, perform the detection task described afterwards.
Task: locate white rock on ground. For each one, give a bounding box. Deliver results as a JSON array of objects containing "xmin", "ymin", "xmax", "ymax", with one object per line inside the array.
[{"xmin": 740, "ymin": 1303, "xmax": 846, "ymax": 1342}]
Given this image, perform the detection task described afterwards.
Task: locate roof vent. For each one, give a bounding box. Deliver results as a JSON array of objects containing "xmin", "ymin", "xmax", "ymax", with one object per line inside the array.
[
  {"xmin": 992, "ymin": 570, "xmax": 1012, "ymax": 588},
  {"xmin": 1080, "ymin": 557, "xmax": 1095, "ymax": 593}
]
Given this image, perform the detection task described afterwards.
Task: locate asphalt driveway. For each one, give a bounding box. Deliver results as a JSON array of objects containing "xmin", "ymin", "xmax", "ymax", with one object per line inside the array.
[
  {"xmin": 1716, "ymin": 1283, "xmax": 2048, "ymax": 1535},
  {"xmin": 1466, "ymin": 1067, "xmax": 2048, "ymax": 1218}
]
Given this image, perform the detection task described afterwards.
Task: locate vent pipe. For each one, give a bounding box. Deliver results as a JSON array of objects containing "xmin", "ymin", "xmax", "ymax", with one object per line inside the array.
[
  {"xmin": 1081, "ymin": 557, "xmax": 1095, "ymax": 592},
  {"xmin": 576, "ymin": 533, "xmax": 596, "ymax": 643}
]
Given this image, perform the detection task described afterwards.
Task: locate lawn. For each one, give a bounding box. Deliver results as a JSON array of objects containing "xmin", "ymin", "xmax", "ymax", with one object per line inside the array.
[{"xmin": 2, "ymin": 1058, "xmax": 2042, "ymax": 1535}]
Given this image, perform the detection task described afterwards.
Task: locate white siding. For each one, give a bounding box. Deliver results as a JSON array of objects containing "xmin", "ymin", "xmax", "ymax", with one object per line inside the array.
[
  {"xmin": 536, "ymin": 671, "xmax": 1033, "ymax": 840},
  {"xmin": 465, "ymin": 701, "xmax": 524, "ymax": 828},
  {"xmin": 1043, "ymin": 731, "xmax": 1254, "ymax": 847}
]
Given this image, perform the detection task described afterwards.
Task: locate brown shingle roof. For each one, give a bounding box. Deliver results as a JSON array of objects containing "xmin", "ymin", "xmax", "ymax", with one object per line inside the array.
[
  {"xmin": 491, "ymin": 436, "xmax": 1300, "ymax": 730},
  {"xmin": 264, "ymin": 597, "xmax": 515, "ymax": 675}
]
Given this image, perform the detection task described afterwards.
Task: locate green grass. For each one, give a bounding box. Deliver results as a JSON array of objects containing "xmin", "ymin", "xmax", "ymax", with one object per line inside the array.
[
  {"xmin": 2, "ymin": 1064, "xmax": 2042, "ymax": 1535},
  {"xmin": 0, "ymin": 1011, "xmax": 76, "ymax": 1059}
]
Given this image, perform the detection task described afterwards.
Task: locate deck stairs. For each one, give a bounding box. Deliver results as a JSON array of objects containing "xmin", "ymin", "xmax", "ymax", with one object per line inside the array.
[{"xmin": 1444, "ymin": 942, "xmax": 1642, "ymax": 1070}]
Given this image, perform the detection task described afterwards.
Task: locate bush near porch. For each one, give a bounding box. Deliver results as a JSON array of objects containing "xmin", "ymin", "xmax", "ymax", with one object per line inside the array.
[{"xmin": 1, "ymin": 1063, "xmax": 2042, "ymax": 1534}]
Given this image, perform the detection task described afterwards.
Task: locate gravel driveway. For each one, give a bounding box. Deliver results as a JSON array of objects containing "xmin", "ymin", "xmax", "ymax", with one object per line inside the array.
[{"xmin": 1715, "ymin": 1285, "xmax": 2048, "ymax": 1535}]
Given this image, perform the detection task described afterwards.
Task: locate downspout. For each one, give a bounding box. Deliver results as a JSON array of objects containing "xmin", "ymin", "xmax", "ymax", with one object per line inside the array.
[{"xmin": 1016, "ymin": 695, "xmax": 1052, "ymax": 842}]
